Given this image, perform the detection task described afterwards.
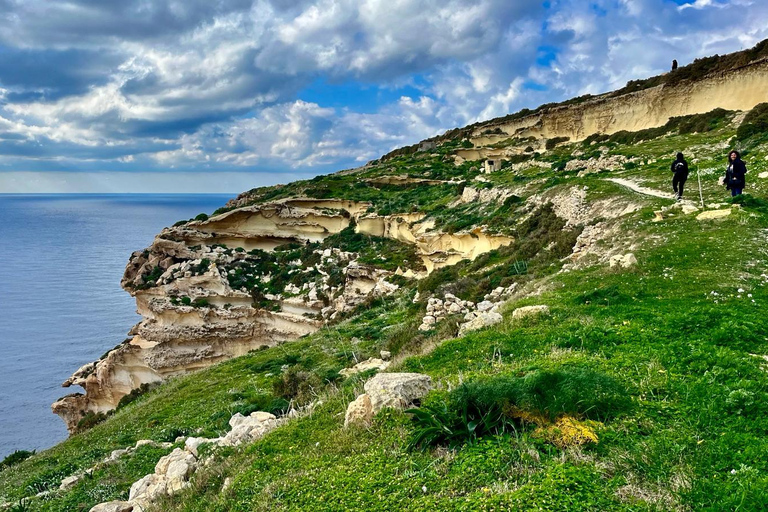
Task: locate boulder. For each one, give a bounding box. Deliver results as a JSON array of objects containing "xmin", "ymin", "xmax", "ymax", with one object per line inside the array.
[
  {"xmin": 344, "ymin": 393, "xmax": 374, "ymax": 427},
  {"xmin": 476, "ymin": 300, "xmax": 495, "ymax": 312},
  {"xmin": 363, "ymin": 373, "xmax": 432, "ymax": 413},
  {"xmin": 184, "ymin": 437, "xmax": 210, "ymax": 457},
  {"xmin": 696, "ymin": 209, "xmax": 731, "ymax": 221},
  {"xmin": 459, "ymin": 311, "xmax": 503, "ymax": 335},
  {"xmin": 221, "ymin": 411, "xmax": 278, "ymax": 446},
  {"xmin": 89, "ymin": 502, "xmax": 134, "ymax": 512},
  {"xmin": 511, "ymin": 305, "xmax": 550, "ymax": 320},
  {"xmin": 609, "ymin": 253, "xmax": 637, "ymax": 269},
  {"xmin": 129, "ymin": 474, "xmax": 167, "ymax": 509}
]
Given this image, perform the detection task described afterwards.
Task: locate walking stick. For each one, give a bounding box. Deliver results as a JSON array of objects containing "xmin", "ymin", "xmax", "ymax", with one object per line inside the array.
[{"xmin": 696, "ymin": 167, "xmax": 704, "ymax": 208}]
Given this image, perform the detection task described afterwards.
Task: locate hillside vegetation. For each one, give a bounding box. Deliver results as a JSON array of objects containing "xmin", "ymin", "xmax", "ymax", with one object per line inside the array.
[{"xmin": 4, "ymin": 91, "xmax": 768, "ymax": 510}]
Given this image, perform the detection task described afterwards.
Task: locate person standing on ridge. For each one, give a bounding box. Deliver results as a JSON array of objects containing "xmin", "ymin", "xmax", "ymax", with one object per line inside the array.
[
  {"xmin": 724, "ymin": 150, "xmax": 747, "ymax": 196},
  {"xmin": 671, "ymin": 152, "xmax": 689, "ymax": 200}
]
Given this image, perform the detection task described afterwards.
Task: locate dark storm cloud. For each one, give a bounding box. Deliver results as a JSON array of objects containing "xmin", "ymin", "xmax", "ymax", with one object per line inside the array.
[{"xmin": 0, "ymin": 46, "xmax": 122, "ymax": 99}]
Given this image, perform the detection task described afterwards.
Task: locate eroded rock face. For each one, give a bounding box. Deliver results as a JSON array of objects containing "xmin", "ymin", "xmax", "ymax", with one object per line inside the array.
[
  {"xmin": 468, "ymin": 58, "xmax": 768, "ymax": 143},
  {"xmin": 53, "ymin": 196, "xmax": 512, "ymax": 432}
]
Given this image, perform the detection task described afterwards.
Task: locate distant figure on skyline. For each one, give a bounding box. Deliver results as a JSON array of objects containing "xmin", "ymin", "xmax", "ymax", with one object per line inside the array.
[
  {"xmin": 672, "ymin": 59, "xmax": 678, "ymax": 70},
  {"xmin": 671, "ymin": 152, "xmax": 689, "ymax": 200},
  {"xmin": 724, "ymin": 150, "xmax": 747, "ymax": 196}
]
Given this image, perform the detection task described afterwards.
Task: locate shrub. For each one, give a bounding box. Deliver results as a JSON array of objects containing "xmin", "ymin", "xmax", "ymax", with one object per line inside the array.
[
  {"xmin": 736, "ymin": 103, "xmax": 768, "ymax": 141},
  {"xmin": 0, "ymin": 450, "xmax": 35, "ymax": 470},
  {"xmin": 545, "ymin": 136, "xmax": 570, "ymax": 150},
  {"xmin": 75, "ymin": 411, "xmax": 110, "ymax": 432},
  {"xmin": 116, "ymin": 382, "xmax": 157, "ymax": 410},
  {"xmin": 272, "ymin": 367, "xmax": 323, "ymax": 405},
  {"xmin": 194, "ymin": 213, "xmax": 209, "ymax": 222},
  {"xmin": 406, "ymin": 366, "xmax": 630, "ymax": 450}
]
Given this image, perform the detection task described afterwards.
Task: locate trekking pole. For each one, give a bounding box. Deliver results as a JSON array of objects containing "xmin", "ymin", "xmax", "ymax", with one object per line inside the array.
[{"xmin": 696, "ymin": 167, "xmax": 704, "ymax": 208}]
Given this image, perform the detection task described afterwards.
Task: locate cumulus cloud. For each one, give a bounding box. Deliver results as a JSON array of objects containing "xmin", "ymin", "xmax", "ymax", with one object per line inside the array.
[{"xmin": 0, "ymin": 0, "xmax": 768, "ymax": 187}]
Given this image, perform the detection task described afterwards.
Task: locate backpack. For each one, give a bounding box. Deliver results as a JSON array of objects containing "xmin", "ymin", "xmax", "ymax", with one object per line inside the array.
[{"xmin": 674, "ymin": 161, "xmax": 686, "ymax": 173}]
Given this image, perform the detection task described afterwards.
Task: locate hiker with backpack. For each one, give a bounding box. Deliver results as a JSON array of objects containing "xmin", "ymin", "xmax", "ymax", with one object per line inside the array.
[
  {"xmin": 724, "ymin": 150, "xmax": 747, "ymax": 196},
  {"xmin": 671, "ymin": 152, "xmax": 689, "ymax": 200}
]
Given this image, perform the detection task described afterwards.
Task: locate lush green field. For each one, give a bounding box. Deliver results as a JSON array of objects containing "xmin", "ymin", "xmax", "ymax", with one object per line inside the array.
[{"xmin": 3, "ymin": 107, "xmax": 768, "ymax": 511}]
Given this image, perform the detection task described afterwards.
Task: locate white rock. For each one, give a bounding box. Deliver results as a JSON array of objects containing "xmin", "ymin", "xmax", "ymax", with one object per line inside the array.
[
  {"xmin": 344, "ymin": 393, "xmax": 374, "ymax": 427},
  {"xmin": 184, "ymin": 437, "xmax": 208, "ymax": 457},
  {"xmin": 134, "ymin": 440, "xmax": 154, "ymax": 449},
  {"xmin": 60, "ymin": 474, "xmax": 81, "ymax": 491},
  {"xmin": 697, "ymin": 209, "xmax": 731, "ymax": 221},
  {"xmin": 105, "ymin": 448, "xmax": 129, "ymax": 463},
  {"xmin": 511, "ymin": 305, "xmax": 550, "ymax": 319},
  {"xmin": 89, "ymin": 501, "xmax": 134, "ymax": 512},
  {"xmin": 459, "ymin": 311, "xmax": 503, "ymax": 335},
  {"xmin": 363, "ymin": 373, "xmax": 432, "ymax": 414},
  {"xmin": 448, "ymin": 303, "xmax": 462, "ymax": 313},
  {"xmin": 339, "ymin": 358, "xmax": 390, "ymax": 377},
  {"xmin": 476, "ymin": 301, "xmax": 495, "ymax": 312},
  {"xmin": 422, "ymin": 315, "xmax": 436, "ymax": 325},
  {"xmin": 609, "ymin": 253, "xmax": 638, "ymax": 269},
  {"xmin": 129, "ymin": 474, "xmax": 168, "ymax": 508},
  {"xmin": 380, "ymin": 350, "xmax": 391, "ymax": 361}
]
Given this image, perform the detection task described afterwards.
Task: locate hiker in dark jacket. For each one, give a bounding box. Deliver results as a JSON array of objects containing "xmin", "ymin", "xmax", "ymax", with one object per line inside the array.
[
  {"xmin": 724, "ymin": 150, "xmax": 747, "ymax": 196},
  {"xmin": 670, "ymin": 152, "xmax": 689, "ymax": 200}
]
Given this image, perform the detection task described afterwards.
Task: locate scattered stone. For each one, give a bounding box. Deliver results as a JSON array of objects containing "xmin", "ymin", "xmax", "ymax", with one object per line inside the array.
[
  {"xmin": 380, "ymin": 350, "xmax": 391, "ymax": 361},
  {"xmin": 105, "ymin": 448, "xmax": 129, "ymax": 463},
  {"xmin": 609, "ymin": 253, "xmax": 638, "ymax": 269},
  {"xmin": 89, "ymin": 502, "xmax": 134, "ymax": 512},
  {"xmin": 60, "ymin": 474, "xmax": 81, "ymax": 491},
  {"xmin": 184, "ymin": 437, "xmax": 209, "ymax": 458},
  {"xmin": 459, "ymin": 311, "xmax": 503, "ymax": 335},
  {"xmin": 364, "ymin": 373, "xmax": 432, "ymax": 414},
  {"xmin": 476, "ymin": 300, "xmax": 495, "ymax": 312},
  {"xmin": 511, "ymin": 305, "xmax": 550, "ymax": 320},
  {"xmin": 344, "ymin": 393, "xmax": 374, "ymax": 427},
  {"xmin": 339, "ymin": 358, "xmax": 390, "ymax": 377},
  {"xmin": 697, "ymin": 209, "xmax": 732, "ymax": 221}
]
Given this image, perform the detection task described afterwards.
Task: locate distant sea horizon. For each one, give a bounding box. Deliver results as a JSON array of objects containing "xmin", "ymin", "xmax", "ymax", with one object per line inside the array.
[{"xmin": 0, "ymin": 193, "xmax": 235, "ymax": 459}]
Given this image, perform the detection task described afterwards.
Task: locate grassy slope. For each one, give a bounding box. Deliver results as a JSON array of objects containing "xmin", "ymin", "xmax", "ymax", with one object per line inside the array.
[{"xmin": 3, "ymin": 116, "xmax": 768, "ymax": 511}]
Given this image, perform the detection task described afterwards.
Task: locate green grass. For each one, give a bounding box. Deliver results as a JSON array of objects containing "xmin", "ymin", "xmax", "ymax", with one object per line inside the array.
[{"xmin": 6, "ymin": 101, "xmax": 768, "ymax": 511}]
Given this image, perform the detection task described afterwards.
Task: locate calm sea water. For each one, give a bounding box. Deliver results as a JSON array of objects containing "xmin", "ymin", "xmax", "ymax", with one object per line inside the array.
[{"xmin": 0, "ymin": 194, "xmax": 233, "ymax": 459}]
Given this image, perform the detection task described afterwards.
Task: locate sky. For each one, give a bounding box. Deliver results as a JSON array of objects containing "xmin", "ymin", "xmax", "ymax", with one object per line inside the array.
[{"xmin": 1, "ymin": 0, "xmax": 767, "ymax": 193}]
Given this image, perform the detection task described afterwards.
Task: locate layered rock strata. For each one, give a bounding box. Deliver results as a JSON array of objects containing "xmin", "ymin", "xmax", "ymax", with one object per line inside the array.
[{"xmin": 54, "ymin": 198, "xmax": 512, "ymax": 432}]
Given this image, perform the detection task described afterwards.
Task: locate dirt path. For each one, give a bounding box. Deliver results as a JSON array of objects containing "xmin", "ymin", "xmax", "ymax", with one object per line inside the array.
[{"xmin": 606, "ymin": 178, "xmax": 674, "ymax": 200}]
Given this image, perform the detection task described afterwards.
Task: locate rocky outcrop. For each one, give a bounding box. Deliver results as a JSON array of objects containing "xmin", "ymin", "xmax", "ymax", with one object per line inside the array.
[
  {"xmin": 91, "ymin": 410, "xmax": 283, "ymax": 512},
  {"xmin": 55, "ymin": 196, "xmax": 513, "ymax": 432}
]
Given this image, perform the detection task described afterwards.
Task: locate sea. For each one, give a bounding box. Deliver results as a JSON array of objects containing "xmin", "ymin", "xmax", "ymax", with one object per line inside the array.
[{"xmin": 0, "ymin": 194, "xmax": 233, "ymax": 459}]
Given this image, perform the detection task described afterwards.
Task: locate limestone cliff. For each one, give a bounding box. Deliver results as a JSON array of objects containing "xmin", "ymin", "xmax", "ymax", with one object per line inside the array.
[
  {"xmin": 53, "ymin": 198, "xmax": 512, "ymax": 432},
  {"xmin": 463, "ymin": 58, "xmax": 768, "ymax": 158}
]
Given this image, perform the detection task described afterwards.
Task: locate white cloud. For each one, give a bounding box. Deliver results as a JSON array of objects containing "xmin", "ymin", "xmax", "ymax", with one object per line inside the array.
[{"xmin": 1, "ymin": 0, "xmax": 768, "ymax": 190}]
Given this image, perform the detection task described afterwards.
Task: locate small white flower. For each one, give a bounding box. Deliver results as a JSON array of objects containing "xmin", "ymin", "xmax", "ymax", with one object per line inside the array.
[
  {"xmin": 422, "ymin": 486, "xmax": 427, "ymax": 493},
  {"xmin": 738, "ymin": 288, "xmax": 745, "ymax": 293}
]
